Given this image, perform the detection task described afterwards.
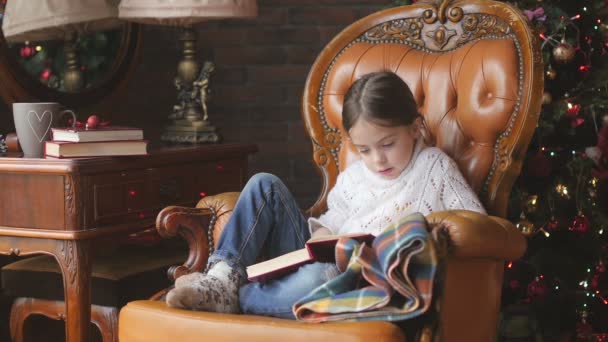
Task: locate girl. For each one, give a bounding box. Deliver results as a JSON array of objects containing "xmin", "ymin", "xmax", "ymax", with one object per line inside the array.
[{"xmin": 166, "ymin": 71, "xmax": 485, "ymax": 319}]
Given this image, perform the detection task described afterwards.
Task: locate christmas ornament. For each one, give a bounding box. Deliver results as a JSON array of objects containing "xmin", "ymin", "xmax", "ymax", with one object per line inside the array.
[
  {"xmin": 545, "ymin": 216, "xmax": 560, "ymax": 232},
  {"xmin": 527, "ymin": 276, "xmax": 548, "ymax": 301},
  {"xmin": 525, "ymin": 195, "xmax": 539, "ymax": 213},
  {"xmin": 545, "ymin": 65, "xmax": 557, "ymax": 80},
  {"xmin": 86, "ymin": 115, "xmax": 100, "ymax": 129},
  {"xmin": 39, "ymin": 68, "xmax": 52, "ymax": 83},
  {"xmin": 566, "ymin": 103, "xmax": 585, "ymax": 128},
  {"xmin": 552, "ymin": 41, "xmax": 576, "ymax": 64},
  {"xmin": 567, "ymin": 103, "xmax": 582, "ymax": 116},
  {"xmin": 19, "ymin": 45, "xmax": 36, "ymax": 59},
  {"xmin": 556, "ymin": 184, "xmax": 570, "ymax": 198},
  {"xmin": 523, "ymin": 7, "xmax": 546, "ymax": 22},
  {"xmin": 570, "ymin": 213, "xmax": 591, "ymax": 235},
  {"xmin": 542, "ymin": 91, "xmax": 553, "ymax": 105},
  {"xmin": 517, "ymin": 213, "xmax": 536, "ymax": 236}
]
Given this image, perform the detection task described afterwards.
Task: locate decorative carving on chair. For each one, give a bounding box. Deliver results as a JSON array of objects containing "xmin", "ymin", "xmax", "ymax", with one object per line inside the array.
[
  {"xmin": 426, "ymin": 25, "xmax": 457, "ymax": 48},
  {"xmin": 496, "ymin": 136, "xmax": 511, "ymax": 171},
  {"xmin": 156, "ymin": 206, "xmax": 214, "ymax": 281},
  {"xmin": 363, "ymin": 0, "xmax": 510, "ymax": 50},
  {"xmin": 324, "ymin": 131, "xmax": 341, "ymax": 149},
  {"xmin": 457, "ymin": 14, "xmax": 511, "ymax": 45},
  {"xmin": 313, "ymin": 143, "xmax": 331, "ymax": 167},
  {"xmin": 364, "ymin": 19, "xmax": 425, "ymax": 47}
]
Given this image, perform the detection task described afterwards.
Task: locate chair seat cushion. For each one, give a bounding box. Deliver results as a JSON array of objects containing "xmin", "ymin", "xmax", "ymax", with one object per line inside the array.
[
  {"xmin": 1, "ymin": 246, "xmax": 186, "ymax": 308},
  {"xmin": 119, "ymin": 300, "xmax": 406, "ymax": 342}
]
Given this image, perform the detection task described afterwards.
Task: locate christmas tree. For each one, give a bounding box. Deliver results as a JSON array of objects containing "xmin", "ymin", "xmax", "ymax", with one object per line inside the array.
[
  {"xmin": 393, "ymin": 0, "xmax": 608, "ymax": 340},
  {"xmin": 499, "ymin": 0, "xmax": 608, "ymax": 340}
]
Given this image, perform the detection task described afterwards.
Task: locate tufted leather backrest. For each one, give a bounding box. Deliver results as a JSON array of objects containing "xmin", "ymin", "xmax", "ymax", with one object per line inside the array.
[{"xmin": 302, "ymin": 0, "xmax": 543, "ymax": 218}]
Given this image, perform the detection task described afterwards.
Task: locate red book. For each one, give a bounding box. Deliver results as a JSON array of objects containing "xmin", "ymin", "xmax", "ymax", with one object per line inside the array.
[
  {"xmin": 44, "ymin": 140, "xmax": 148, "ymax": 158},
  {"xmin": 246, "ymin": 233, "xmax": 375, "ymax": 282},
  {"xmin": 51, "ymin": 126, "xmax": 144, "ymax": 142}
]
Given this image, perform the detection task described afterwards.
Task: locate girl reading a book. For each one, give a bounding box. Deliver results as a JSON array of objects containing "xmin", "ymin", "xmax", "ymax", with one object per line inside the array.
[{"xmin": 166, "ymin": 71, "xmax": 486, "ymax": 318}]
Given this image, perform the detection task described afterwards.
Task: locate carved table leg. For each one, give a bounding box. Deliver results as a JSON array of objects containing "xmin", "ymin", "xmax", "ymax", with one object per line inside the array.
[
  {"xmin": 9, "ymin": 298, "xmax": 30, "ymax": 342},
  {"xmin": 91, "ymin": 306, "xmax": 118, "ymax": 342},
  {"xmin": 54, "ymin": 239, "xmax": 92, "ymax": 342}
]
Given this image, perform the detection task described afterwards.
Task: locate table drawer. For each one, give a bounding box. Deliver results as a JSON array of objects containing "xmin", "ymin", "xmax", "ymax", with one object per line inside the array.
[
  {"xmin": 89, "ymin": 159, "xmax": 245, "ymax": 228},
  {"xmin": 0, "ymin": 173, "xmax": 66, "ymax": 230}
]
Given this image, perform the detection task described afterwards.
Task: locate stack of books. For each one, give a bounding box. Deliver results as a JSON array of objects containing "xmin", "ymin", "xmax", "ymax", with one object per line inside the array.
[{"xmin": 45, "ymin": 126, "xmax": 147, "ymax": 158}]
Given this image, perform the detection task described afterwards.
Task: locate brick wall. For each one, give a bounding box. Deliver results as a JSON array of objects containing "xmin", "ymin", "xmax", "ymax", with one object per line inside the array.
[
  {"xmin": 207, "ymin": 0, "xmax": 395, "ymax": 207},
  {"xmin": 0, "ymin": 0, "xmax": 394, "ymax": 208}
]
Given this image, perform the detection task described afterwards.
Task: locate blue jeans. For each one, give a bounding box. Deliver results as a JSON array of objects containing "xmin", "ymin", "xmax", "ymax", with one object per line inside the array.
[{"xmin": 209, "ymin": 173, "xmax": 337, "ymax": 319}]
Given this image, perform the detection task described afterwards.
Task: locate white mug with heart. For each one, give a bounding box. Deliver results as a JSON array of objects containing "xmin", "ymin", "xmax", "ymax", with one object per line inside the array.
[{"xmin": 13, "ymin": 102, "xmax": 77, "ymax": 158}]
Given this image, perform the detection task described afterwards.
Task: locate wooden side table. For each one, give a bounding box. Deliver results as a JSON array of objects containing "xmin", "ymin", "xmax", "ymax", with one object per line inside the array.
[{"xmin": 0, "ymin": 143, "xmax": 257, "ymax": 342}]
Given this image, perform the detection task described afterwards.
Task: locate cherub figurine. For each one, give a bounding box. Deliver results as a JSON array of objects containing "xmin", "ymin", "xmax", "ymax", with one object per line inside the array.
[
  {"xmin": 170, "ymin": 61, "xmax": 215, "ymax": 122},
  {"xmin": 171, "ymin": 76, "xmax": 189, "ymax": 120},
  {"xmin": 192, "ymin": 61, "xmax": 215, "ymax": 122}
]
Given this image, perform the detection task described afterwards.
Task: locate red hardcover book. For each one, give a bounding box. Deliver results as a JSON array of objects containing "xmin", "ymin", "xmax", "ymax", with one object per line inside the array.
[
  {"xmin": 51, "ymin": 126, "xmax": 144, "ymax": 142},
  {"xmin": 44, "ymin": 140, "xmax": 148, "ymax": 158},
  {"xmin": 246, "ymin": 233, "xmax": 375, "ymax": 282}
]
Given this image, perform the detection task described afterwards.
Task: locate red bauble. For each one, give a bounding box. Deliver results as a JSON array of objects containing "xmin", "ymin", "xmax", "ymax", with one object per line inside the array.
[
  {"xmin": 545, "ymin": 217, "xmax": 560, "ymax": 232},
  {"xmin": 569, "ymin": 214, "xmax": 591, "ymax": 235},
  {"xmin": 39, "ymin": 68, "xmax": 52, "ymax": 81},
  {"xmin": 20, "ymin": 46, "xmax": 36, "ymax": 58},
  {"xmin": 527, "ymin": 151, "xmax": 552, "ymax": 178},
  {"xmin": 567, "ymin": 103, "xmax": 582, "ymax": 116},
  {"xmin": 527, "ymin": 277, "xmax": 548, "ymax": 301},
  {"xmin": 86, "ymin": 115, "xmax": 100, "ymax": 129}
]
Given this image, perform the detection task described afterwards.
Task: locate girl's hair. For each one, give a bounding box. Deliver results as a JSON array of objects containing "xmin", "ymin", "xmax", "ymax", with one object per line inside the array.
[{"xmin": 342, "ymin": 71, "xmax": 421, "ymax": 132}]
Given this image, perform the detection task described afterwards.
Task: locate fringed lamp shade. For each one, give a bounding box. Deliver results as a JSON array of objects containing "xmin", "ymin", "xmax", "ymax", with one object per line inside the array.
[
  {"xmin": 118, "ymin": 0, "xmax": 258, "ymax": 25},
  {"xmin": 2, "ymin": 0, "xmax": 122, "ymax": 42}
]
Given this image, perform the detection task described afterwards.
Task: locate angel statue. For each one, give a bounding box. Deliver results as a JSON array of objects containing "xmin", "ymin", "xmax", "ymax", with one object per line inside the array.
[
  {"xmin": 170, "ymin": 76, "xmax": 189, "ymax": 120},
  {"xmin": 192, "ymin": 61, "xmax": 215, "ymax": 122}
]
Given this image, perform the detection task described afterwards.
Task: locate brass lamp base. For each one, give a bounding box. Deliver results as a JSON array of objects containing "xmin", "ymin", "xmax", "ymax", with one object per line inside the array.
[{"xmin": 161, "ymin": 119, "xmax": 220, "ymax": 144}]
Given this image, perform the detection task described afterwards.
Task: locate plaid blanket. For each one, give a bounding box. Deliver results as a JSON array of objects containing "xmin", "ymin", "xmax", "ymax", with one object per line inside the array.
[{"xmin": 292, "ymin": 212, "xmax": 437, "ymax": 322}]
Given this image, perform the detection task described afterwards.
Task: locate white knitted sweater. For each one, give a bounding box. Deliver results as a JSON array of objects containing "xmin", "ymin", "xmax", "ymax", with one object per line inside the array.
[{"xmin": 308, "ymin": 140, "xmax": 486, "ymax": 236}]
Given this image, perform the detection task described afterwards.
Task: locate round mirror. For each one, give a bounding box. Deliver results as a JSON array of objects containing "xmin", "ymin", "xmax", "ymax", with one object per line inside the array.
[{"xmin": 0, "ymin": 3, "xmax": 142, "ymax": 107}]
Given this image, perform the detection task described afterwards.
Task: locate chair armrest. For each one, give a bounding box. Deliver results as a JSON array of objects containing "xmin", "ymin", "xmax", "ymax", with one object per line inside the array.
[
  {"xmin": 155, "ymin": 192, "xmax": 241, "ymax": 281},
  {"xmin": 156, "ymin": 206, "xmax": 213, "ymax": 281},
  {"xmin": 427, "ymin": 210, "xmax": 526, "ymax": 261},
  {"xmin": 196, "ymin": 192, "xmax": 240, "ymax": 243}
]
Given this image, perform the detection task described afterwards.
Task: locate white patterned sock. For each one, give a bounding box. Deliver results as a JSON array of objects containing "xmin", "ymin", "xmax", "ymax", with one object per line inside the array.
[{"xmin": 166, "ymin": 261, "xmax": 242, "ymax": 313}]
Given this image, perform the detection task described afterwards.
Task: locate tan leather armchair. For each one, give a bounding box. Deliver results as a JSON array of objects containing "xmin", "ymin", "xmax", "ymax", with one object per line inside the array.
[{"xmin": 119, "ymin": 0, "xmax": 543, "ymax": 341}]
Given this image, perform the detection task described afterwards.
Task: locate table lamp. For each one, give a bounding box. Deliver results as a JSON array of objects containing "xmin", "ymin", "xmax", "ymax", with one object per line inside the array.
[
  {"xmin": 2, "ymin": 0, "xmax": 123, "ymax": 92},
  {"xmin": 118, "ymin": 0, "xmax": 257, "ymax": 144}
]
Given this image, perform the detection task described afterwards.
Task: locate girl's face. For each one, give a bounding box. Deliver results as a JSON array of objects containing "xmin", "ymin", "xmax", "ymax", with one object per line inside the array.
[{"xmin": 348, "ymin": 117, "xmax": 421, "ymax": 180}]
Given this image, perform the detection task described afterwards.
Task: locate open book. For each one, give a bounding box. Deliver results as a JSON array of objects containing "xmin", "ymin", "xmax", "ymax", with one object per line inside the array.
[{"xmin": 246, "ymin": 233, "xmax": 375, "ymax": 282}]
